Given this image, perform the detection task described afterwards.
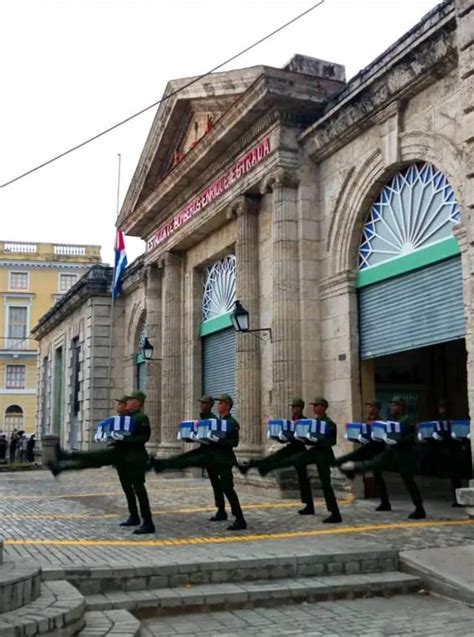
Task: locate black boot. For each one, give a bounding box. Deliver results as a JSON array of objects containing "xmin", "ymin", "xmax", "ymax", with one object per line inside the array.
[
  {"xmin": 408, "ymin": 507, "xmax": 426, "ymax": 520},
  {"xmin": 133, "ymin": 520, "xmax": 156, "ymax": 534},
  {"xmin": 237, "ymin": 462, "xmax": 254, "ymax": 475},
  {"xmin": 227, "ymin": 518, "xmax": 247, "ymax": 531},
  {"xmin": 120, "ymin": 515, "xmax": 140, "ymax": 527},
  {"xmin": 298, "ymin": 505, "xmax": 315, "ymax": 516},
  {"xmin": 452, "ymin": 501, "xmax": 463, "ymax": 508},
  {"xmin": 323, "ymin": 512, "xmax": 342, "ymax": 523},
  {"xmin": 375, "ymin": 502, "xmax": 392, "ymax": 512},
  {"xmin": 152, "ymin": 458, "xmax": 164, "ymax": 474},
  {"xmin": 209, "ymin": 510, "xmax": 227, "ymax": 521},
  {"xmin": 47, "ymin": 460, "xmax": 61, "ymax": 478}
]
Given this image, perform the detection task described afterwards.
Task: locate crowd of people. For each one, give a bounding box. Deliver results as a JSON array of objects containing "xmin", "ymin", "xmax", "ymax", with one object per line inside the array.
[
  {"xmin": 0, "ymin": 431, "xmax": 35, "ymax": 464},
  {"xmin": 47, "ymin": 392, "xmax": 471, "ymax": 534}
]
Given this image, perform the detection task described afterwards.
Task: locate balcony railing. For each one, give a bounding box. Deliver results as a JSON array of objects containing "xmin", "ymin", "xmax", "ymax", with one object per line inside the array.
[
  {"xmin": 53, "ymin": 245, "xmax": 87, "ymax": 256},
  {"xmin": 0, "ymin": 337, "xmax": 38, "ymax": 352},
  {"xmin": 3, "ymin": 242, "xmax": 37, "ymax": 253}
]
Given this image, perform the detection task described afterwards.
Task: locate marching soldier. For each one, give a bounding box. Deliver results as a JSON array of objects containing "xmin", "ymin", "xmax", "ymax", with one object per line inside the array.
[
  {"xmin": 334, "ymin": 400, "xmax": 391, "ymax": 511},
  {"xmin": 199, "ymin": 395, "xmax": 228, "ymax": 521},
  {"xmin": 435, "ymin": 400, "xmax": 467, "ymax": 507},
  {"xmin": 341, "ymin": 396, "xmax": 426, "ymax": 519},
  {"xmin": 48, "ymin": 390, "xmax": 156, "ymax": 534},
  {"xmin": 153, "ymin": 394, "xmax": 247, "ymax": 531},
  {"xmin": 239, "ymin": 398, "xmax": 314, "ymax": 515}
]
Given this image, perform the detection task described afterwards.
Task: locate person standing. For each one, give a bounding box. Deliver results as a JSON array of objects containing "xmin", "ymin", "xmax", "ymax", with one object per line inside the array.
[
  {"xmin": 0, "ymin": 434, "xmax": 7, "ymax": 462},
  {"xmin": 435, "ymin": 400, "xmax": 468, "ymax": 507},
  {"xmin": 334, "ymin": 401, "xmax": 391, "ymax": 511},
  {"xmin": 27, "ymin": 434, "xmax": 36, "ymax": 463},
  {"xmin": 239, "ymin": 398, "xmax": 314, "ymax": 515},
  {"xmin": 341, "ymin": 396, "xmax": 426, "ymax": 519},
  {"xmin": 199, "ymin": 395, "xmax": 228, "ymax": 522},
  {"xmin": 153, "ymin": 393, "xmax": 247, "ymax": 531},
  {"xmin": 9, "ymin": 432, "xmax": 18, "ymax": 463}
]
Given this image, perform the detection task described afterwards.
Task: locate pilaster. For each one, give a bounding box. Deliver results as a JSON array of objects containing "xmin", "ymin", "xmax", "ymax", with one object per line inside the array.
[{"xmin": 144, "ymin": 264, "xmax": 162, "ymax": 451}]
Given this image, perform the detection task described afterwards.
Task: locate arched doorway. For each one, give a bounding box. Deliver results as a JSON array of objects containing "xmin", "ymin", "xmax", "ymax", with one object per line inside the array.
[
  {"xmin": 4, "ymin": 405, "xmax": 24, "ymax": 436},
  {"xmin": 357, "ymin": 163, "xmax": 467, "ymax": 422},
  {"xmin": 200, "ymin": 255, "xmax": 237, "ymax": 407}
]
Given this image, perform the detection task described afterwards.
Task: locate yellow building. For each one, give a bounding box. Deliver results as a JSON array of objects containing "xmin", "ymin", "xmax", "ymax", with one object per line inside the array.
[{"xmin": 0, "ymin": 241, "xmax": 101, "ymax": 436}]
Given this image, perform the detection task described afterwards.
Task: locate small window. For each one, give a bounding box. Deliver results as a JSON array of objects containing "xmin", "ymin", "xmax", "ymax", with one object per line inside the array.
[
  {"xmin": 4, "ymin": 404, "xmax": 24, "ymax": 434},
  {"xmin": 59, "ymin": 273, "xmax": 78, "ymax": 293},
  {"xmin": 9, "ymin": 272, "xmax": 29, "ymax": 291},
  {"xmin": 7, "ymin": 306, "xmax": 28, "ymax": 348},
  {"xmin": 6, "ymin": 365, "xmax": 26, "ymax": 389}
]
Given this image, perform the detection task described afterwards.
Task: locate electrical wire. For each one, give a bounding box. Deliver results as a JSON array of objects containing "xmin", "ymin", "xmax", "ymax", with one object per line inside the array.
[{"xmin": 1, "ymin": 0, "xmax": 325, "ymax": 189}]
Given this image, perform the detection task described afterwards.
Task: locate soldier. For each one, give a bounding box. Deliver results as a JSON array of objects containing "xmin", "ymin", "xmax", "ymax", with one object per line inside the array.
[
  {"xmin": 239, "ymin": 398, "xmax": 314, "ymax": 515},
  {"xmin": 48, "ymin": 390, "xmax": 156, "ymax": 534},
  {"xmin": 199, "ymin": 395, "xmax": 228, "ymax": 522},
  {"xmin": 334, "ymin": 400, "xmax": 391, "ymax": 511},
  {"xmin": 435, "ymin": 400, "xmax": 467, "ymax": 507},
  {"xmin": 153, "ymin": 394, "xmax": 247, "ymax": 531},
  {"xmin": 340, "ymin": 396, "xmax": 426, "ymax": 520}
]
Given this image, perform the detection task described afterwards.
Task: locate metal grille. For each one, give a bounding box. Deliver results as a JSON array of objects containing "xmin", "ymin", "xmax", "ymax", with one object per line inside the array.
[
  {"xmin": 202, "ymin": 255, "xmax": 236, "ymax": 321},
  {"xmin": 202, "ymin": 328, "xmax": 236, "ymax": 411},
  {"xmin": 358, "ymin": 257, "xmax": 464, "ymax": 359}
]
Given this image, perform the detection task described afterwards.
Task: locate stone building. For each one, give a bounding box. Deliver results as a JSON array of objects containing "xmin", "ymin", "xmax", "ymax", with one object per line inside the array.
[
  {"xmin": 33, "ymin": 2, "xmax": 473, "ymax": 497},
  {"xmin": 116, "ymin": 0, "xmax": 473, "ymax": 473}
]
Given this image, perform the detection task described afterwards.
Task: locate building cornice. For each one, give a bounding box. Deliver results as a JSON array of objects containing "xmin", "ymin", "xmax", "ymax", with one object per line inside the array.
[{"xmin": 0, "ymin": 261, "xmax": 93, "ymax": 271}]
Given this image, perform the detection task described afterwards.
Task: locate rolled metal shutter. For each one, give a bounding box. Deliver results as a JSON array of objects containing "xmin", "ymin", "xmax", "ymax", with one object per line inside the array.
[
  {"xmin": 202, "ymin": 327, "xmax": 236, "ymax": 405},
  {"xmin": 359, "ymin": 257, "xmax": 464, "ymax": 359}
]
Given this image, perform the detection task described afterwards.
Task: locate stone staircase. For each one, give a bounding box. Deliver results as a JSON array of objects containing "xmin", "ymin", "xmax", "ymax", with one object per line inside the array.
[
  {"xmin": 41, "ymin": 546, "xmax": 421, "ymax": 631},
  {"xmin": 0, "ymin": 542, "xmax": 139, "ymax": 636}
]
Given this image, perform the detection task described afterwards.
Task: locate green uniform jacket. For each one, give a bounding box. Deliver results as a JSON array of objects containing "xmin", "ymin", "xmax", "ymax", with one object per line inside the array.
[
  {"xmin": 114, "ymin": 410, "xmax": 150, "ymax": 472},
  {"xmin": 305, "ymin": 415, "xmax": 337, "ymax": 464},
  {"xmin": 207, "ymin": 413, "xmax": 239, "ymax": 466},
  {"xmin": 394, "ymin": 414, "xmax": 416, "ymax": 447}
]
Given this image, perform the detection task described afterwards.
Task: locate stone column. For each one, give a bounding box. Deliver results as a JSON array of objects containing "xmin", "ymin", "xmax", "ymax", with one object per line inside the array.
[
  {"xmin": 233, "ymin": 195, "xmax": 262, "ymax": 459},
  {"xmin": 158, "ymin": 252, "xmax": 183, "ymax": 456},
  {"xmin": 262, "ymin": 167, "xmax": 302, "ymax": 417},
  {"xmin": 144, "ymin": 264, "xmax": 162, "ymax": 452}
]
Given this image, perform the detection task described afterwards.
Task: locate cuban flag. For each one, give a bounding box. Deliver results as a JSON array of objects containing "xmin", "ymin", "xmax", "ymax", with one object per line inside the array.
[{"xmin": 113, "ymin": 229, "xmax": 128, "ymax": 299}]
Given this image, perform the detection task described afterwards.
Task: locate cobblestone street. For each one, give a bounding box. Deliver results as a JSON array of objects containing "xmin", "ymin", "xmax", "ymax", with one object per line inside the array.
[{"xmin": 142, "ymin": 594, "xmax": 474, "ymax": 636}]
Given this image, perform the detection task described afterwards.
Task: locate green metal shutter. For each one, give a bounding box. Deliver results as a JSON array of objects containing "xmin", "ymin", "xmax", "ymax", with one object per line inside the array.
[
  {"xmin": 202, "ymin": 327, "xmax": 236, "ymax": 405},
  {"xmin": 358, "ymin": 257, "xmax": 464, "ymax": 359}
]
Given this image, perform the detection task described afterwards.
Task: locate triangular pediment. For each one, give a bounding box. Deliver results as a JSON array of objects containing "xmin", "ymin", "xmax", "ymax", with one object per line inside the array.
[{"xmin": 123, "ymin": 66, "xmax": 265, "ymax": 218}]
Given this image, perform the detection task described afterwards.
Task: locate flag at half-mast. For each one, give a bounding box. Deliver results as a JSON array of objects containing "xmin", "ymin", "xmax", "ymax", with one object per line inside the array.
[{"xmin": 113, "ymin": 229, "xmax": 128, "ymax": 299}]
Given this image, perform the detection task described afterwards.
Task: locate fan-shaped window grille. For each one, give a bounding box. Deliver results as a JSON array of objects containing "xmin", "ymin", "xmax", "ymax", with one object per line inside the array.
[
  {"xmin": 358, "ymin": 163, "xmax": 461, "ymax": 270},
  {"xmin": 202, "ymin": 255, "xmax": 236, "ymax": 321}
]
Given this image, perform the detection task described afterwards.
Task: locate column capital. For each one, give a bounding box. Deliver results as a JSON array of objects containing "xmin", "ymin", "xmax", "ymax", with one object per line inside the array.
[
  {"xmin": 260, "ymin": 167, "xmax": 300, "ymax": 194},
  {"xmin": 157, "ymin": 251, "xmax": 183, "ymax": 269},
  {"xmin": 230, "ymin": 194, "xmax": 260, "ymax": 218}
]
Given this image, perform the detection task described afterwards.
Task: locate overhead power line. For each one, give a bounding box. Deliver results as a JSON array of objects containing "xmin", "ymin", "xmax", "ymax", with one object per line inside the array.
[{"xmin": 1, "ymin": 1, "xmax": 325, "ymax": 189}]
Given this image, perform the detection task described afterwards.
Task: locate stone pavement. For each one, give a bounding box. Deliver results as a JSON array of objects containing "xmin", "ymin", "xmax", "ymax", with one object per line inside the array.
[
  {"xmin": 0, "ymin": 468, "xmax": 473, "ymax": 569},
  {"xmin": 141, "ymin": 594, "xmax": 474, "ymax": 636}
]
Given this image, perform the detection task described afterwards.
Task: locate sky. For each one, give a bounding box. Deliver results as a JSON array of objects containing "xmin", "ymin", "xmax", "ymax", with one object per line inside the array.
[{"xmin": 1, "ymin": 0, "xmax": 441, "ymax": 266}]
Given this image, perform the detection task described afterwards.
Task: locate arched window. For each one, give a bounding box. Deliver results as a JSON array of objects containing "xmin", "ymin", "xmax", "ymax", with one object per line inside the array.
[
  {"xmin": 4, "ymin": 405, "xmax": 24, "ymax": 434},
  {"xmin": 358, "ymin": 163, "xmax": 460, "ymax": 271},
  {"xmin": 202, "ymin": 255, "xmax": 236, "ymax": 321}
]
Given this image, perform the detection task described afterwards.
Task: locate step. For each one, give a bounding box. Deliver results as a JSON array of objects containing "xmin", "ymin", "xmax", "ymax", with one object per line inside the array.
[
  {"xmin": 0, "ymin": 580, "xmax": 85, "ymax": 636},
  {"xmin": 79, "ymin": 610, "xmax": 141, "ymax": 636},
  {"xmin": 43, "ymin": 546, "xmax": 399, "ymax": 595},
  {"xmin": 0, "ymin": 560, "xmax": 42, "ymax": 612},
  {"xmin": 86, "ymin": 571, "xmax": 421, "ymax": 615}
]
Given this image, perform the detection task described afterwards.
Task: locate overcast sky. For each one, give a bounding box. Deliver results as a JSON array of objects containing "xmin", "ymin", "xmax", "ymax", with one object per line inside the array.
[{"xmin": 1, "ymin": 0, "xmax": 440, "ymax": 265}]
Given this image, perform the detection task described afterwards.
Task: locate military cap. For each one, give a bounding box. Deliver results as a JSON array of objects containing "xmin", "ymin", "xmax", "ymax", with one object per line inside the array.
[
  {"xmin": 115, "ymin": 395, "xmax": 130, "ymax": 404},
  {"xmin": 310, "ymin": 396, "xmax": 328, "ymax": 408},
  {"xmin": 216, "ymin": 393, "xmax": 234, "ymax": 408},
  {"xmin": 365, "ymin": 400, "xmax": 382, "ymax": 410},
  {"xmin": 198, "ymin": 394, "xmax": 215, "ymax": 406},
  {"xmin": 390, "ymin": 396, "xmax": 406, "ymax": 406},
  {"xmin": 127, "ymin": 390, "xmax": 147, "ymax": 403},
  {"xmin": 290, "ymin": 398, "xmax": 305, "ymax": 408}
]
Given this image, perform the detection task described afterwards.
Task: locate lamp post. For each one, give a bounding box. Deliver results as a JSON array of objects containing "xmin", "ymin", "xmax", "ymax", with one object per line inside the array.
[{"xmin": 231, "ymin": 300, "xmax": 272, "ymax": 341}]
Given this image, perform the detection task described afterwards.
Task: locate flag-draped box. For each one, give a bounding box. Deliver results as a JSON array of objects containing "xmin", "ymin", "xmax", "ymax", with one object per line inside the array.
[
  {"xmin": 294, "ymin": 419, "xmax": 331, "ymax": 442},
  {"xmin": 416, "ymin": 421, "xmax": 438, "ymax": 441},
  {"xmin": 195, "ymin": 418, "xmax": 233, "ymax": 443},
  {"xmin": 345, "ymin": 422, "xmax": 372, "ymax": 443},
  {"xmin": 177, "ymin": 420, "xmax": 198, "ymax": 442},
  {"xmin": 267, "ymin": 419, "xmax": 295, "ymax": 441},
  {"xmin": 371, "ymin": 420, "xmax": 407, "ymax": 442},
  {"xmin": 95, "ymin": 416, "xmax": 136, "ymax": 442},
  {"xmin": 450, "ymin": 420, "xmax": 470, "ymax": 439}
]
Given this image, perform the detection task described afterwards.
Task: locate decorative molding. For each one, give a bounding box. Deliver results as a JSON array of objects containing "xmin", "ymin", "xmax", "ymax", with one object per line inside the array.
[
  {"xmin": 260, "ymin": 167, "xmax": 300, "ymax": 194},
  {"xmin": 0, "ymin": 261, "xmax": 91, "ymax": 271},
  {"xmin": 229, "ymin": 195, "xmax": 260, "ymax": 218}
]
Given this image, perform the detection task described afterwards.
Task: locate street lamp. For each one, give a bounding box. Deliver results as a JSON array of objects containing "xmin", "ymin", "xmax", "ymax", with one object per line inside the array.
[
  {"xmin": 231, "ymin": 300, "xmax": 272, "ymax": 342},
  {"xmin": 141, "ymin": 337, "xmax": 155, "ymax": 361}
]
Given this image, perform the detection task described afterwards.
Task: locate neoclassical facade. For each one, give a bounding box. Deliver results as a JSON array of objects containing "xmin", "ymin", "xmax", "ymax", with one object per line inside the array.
[{"xmin": 114, "ymin": 1, "xmax": 473, "ymax": 477}]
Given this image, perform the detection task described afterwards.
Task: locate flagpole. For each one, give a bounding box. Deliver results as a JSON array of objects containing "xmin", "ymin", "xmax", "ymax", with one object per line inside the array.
[{"xmin": 107, "ymin": 154, "xmax": 122, "ymax": 412}]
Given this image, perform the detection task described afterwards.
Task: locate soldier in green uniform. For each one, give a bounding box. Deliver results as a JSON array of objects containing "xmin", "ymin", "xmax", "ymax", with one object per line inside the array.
[
  {"xmin": 238, "ymin": 398, "xmax": 314, "ymax": 515},
  {"xmin": 434, "ymin": 400, "xmax": 467, "ymax": 507},
  {"xmin": 153, "ymin": 394, "xmax": 247, "ymax": 531},
  {"xmin": 334, "ymin": 401, "xmax": 391, "ymax": 511},
  {"xmin": 199, "ymin": 395, "xmax": 228, "ymax": 522},
  {"xmin": 340, "ymin": 396, "xmax": 426, "ymax": 520},
  {"xmin": 48, "ymin": 390, "xmax": 156, "ymax": 534}
]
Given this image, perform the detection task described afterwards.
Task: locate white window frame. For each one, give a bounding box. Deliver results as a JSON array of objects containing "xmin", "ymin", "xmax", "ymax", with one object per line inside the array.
[
  {"xmin": 4, "ymin": 405, "xmax": 24, "ymax": 434},
  {"xmin": 4, "ymin": 304, "xmax": 30, "ymax": 348},
  {"xmin": 58, "ymin": 272, "xmax": 79, "ymax": 294},
  {"xmin": 5, "ymin": 364, "xmax": 26, "ymax": 390},
  {"xmin": 8, "ymin": 271, "xmax": 29, "ymax": 291}
]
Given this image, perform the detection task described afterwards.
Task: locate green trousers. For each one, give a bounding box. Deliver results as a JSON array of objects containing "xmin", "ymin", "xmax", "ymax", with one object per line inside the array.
[
  {"xmin": 335, "ymin": 442, "xmax": 390, "ymax": 506},
  {"xmin": 256, "ymin": 442, "xmax": 313, "ymax": 506}
]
